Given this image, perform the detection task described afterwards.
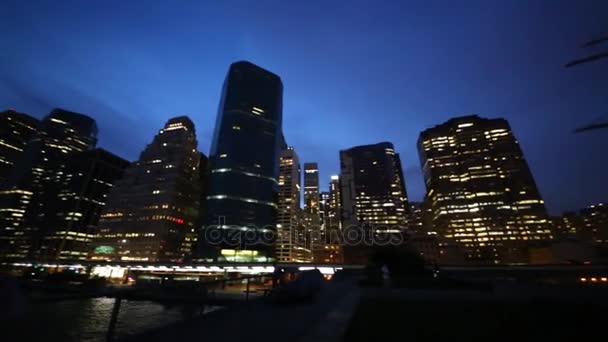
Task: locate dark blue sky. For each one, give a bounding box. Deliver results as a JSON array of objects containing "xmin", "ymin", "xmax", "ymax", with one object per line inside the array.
[{"xmin": 1, "ymin": 0, "xmax": 607, "ymax": 214}]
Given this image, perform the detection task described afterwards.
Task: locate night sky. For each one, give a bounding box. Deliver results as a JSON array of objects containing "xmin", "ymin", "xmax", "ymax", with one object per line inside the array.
[{"xmin": 1, "ymin": 0, "xmax": 607, "ymax": 214}]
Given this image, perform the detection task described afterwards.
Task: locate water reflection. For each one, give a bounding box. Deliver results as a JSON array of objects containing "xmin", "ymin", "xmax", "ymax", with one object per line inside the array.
[{"xmin": 6, "ymin": 297, "xmax": 218, "ymax": 342}]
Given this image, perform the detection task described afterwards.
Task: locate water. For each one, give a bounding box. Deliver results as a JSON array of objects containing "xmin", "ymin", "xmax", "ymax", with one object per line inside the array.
[{"xmin": 6, "ymin": 297, "xmax": 219, "ymax": 342}]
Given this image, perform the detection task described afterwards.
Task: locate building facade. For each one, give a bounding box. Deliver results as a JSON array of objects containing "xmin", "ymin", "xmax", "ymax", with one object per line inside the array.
[
  {"xmin": 319, "ymin": 191, "xmax": 331, "ymax": 236},
  {"xmin": 275, "ymin": 147, "xmax": 311, "ymax": 262},
  {"xmin": 418, "ymin": 115, "xmax": 552, "ymax": 263},
  {"xmin": 312, "ymin": 176, "xmax": 344, "ymax": 263},
  {"xmin": 339, "ymin": 142, "xmax": 409, "ymax": 264},
  {"xmin": 89, "ymin": 117, "xmax": 201, "ymax": 262},
  {"xmin": 303, "ymin": 162, "xmax": 320, "ymax": 215},
  {"xmin": 328, "ymin": 175, "xmax": 342, "ymax": 236},
  {"xmin": 201, "ymin": 61, "xmax": 283, "ymax": 262},
  {"xmin": 39, "ymin": 149, "xmax": 129, "ymax": 260},
  {"xmin": 340, "ymin": 142, "xmax": 409, "ymax": 229},
  {"xmin": 580, "ymin": 203, "xmax": 608, "ymax": 245},
  {"xmin": 0, "ymin": 110, "xmax": 40, "ymax": 185},
  {"xmin": 0, "ymin": 109, "xmax": 97, "ymax": 259},
  {"xmin": 303, "ymin": 163, "xmax": 323, "ymax": 253}
]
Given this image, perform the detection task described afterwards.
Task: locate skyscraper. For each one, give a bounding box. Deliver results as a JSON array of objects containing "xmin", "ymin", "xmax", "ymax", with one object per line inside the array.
[
  {"xmin": 340, "ymin": 142, "xmax": 409, "ymax": 228},
  {"xmin": 418, "ymin": 115, "xmax": 552, "ymax": 263},
  {"xmin": 339, "ymin": 142, "xmax": 409, "ymax": 264},
  {"xmin": 303, "ymin": 162, "xmax": 325, "ymax": 259},
  {"xmin": 0, "ymin": 109, "xmax": 97, "ymax": 259},
  {"xmin": 0, "ymin": 110, "xmax": 40, "ymax": 259},
  {"xmin": 328, "ymin": 175, "xmax": 342, "ymax": 235},
  {"xmin": 201, "ymin": 61, "xmax": 283, "ymax": 262},
  {"xmin": 409, "ymin": 201, "xmax": 435, "ymax": 235},
  {"xmin": 275, "ymin": 146, "xmax": 311, "ymax": 262},
  {"xmin": 579, "ymin": 203, "xmax": 608, "ymax": 245},
  {"xmin": 303, "ymin": 162, "xmax": 320, "ymax": 215},
  {"xmin": 189, "ymin": 152, "xmax": 209, "ymax": 259},
  {"xmin": 0, "ymin": 110, "xmax": 40, "ymax": 185},
  {"xmin": 314, "ymin": 177, "xmax": 344, "ymax": 264},
  {"xmin": 319, "ymin": 191, "xmax": 331, "ymax": 234},
  {"xmin": 89, "ymin": 117, "xmax": 201, "ymax": 262},
  {"xmin": 39, "ymin": 149, "xmax": 129, "ymax": 260}
]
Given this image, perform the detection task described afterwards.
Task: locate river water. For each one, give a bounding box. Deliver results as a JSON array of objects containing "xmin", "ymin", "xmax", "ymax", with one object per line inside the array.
[{"xmin": 5, "ymin": 297, "xmax": 219, "ymax": 342}]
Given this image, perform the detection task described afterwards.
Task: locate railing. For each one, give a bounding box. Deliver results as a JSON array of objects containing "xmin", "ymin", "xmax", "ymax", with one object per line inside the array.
[{"xmin": 105, "ymin": 273, "xmax": 275, "ymax": 342}]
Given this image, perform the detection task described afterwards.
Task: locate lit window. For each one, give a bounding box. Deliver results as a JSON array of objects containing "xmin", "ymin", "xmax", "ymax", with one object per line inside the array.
[
  {"xmin": 220, "ymin": 154, "xmax": 227, "ymax": 158},
  {"xmin": 232, "ymin": 126, "xmax": 241, "ymax": 130},
  {"xmin": 252, "ymin": 107, "xmax": 264, "ymax": 115}
]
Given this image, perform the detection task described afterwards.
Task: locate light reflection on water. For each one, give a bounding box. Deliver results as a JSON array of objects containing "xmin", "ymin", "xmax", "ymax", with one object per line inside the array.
[{"xmin": 13, "ymin": 297, "xmax": 218, "ymax": 342}]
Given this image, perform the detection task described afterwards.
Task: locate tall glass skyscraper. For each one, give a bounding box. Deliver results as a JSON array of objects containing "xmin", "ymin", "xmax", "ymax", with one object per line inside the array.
[{"xmin": 201, "ymin": 61, "xmax": 283, "ymax": 262}]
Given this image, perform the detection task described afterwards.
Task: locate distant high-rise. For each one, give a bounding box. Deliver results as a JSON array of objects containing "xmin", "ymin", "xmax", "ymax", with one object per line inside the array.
[
  {"xmin": 303, "ymin": 162, "xmax": 325, "ymax": 259},
  {"xmin": 409, "ymin": 202, "xmax": 427, "ymax": 234},
  {"xmin": 0, "ymin": 109, "xmax": 97, "ymax": 259},
  {"xmin": 303, "ymin": 162, "xmax": 320, "ymax": 215},
  {"xmin": 418, "ymin": 115, "xmax": 552, "ymax": 263},
  {"xmin": 319, "ymin": 191, "xmax": 331, "ymax": 234},
  {"xmin": 39, "ymin": 149, "xmax": 129, "ymax": 260},
  {"xmin": 313, "ymin": 176, "xmax": 344, "ymax": 264},
  {"xmin": 579, "ymin": 203, "xmax": 608, "ymax": 245},
  {"xmin": 190, "ymin": 152, "xmax": 209, "ymax": 259},
  {"xmin": 276, "ymin": 147, "xmax": 311, "ymax": 262},
  {"xmin": 201, "ymin": 61, "xmax": 283, "ymax": 262},
  {"xmin": 89, "ymin": 117, "xmax": 201, "ymax": 262},
  {"xmin": 339, "ymin": 142, "xmax": 409, "ymax": 264},
  {"xmin": 553, "ymin": 212, "xmax": 583, "ymax": 238},
  {"xmin": 0, "ymin": 110, "xmax": 40, "ymax": 185},
  {"xmin": 328, "ymin": 175, "xmax": 342, "ymax": 234}
]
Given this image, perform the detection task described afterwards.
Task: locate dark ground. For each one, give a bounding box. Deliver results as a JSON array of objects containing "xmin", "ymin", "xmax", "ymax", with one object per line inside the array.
[{"xmin": 344, "ymin": 291, "xmax": 606, "ymax": 341}]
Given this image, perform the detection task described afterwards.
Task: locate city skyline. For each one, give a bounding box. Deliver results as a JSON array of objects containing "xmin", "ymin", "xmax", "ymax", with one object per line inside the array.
[{"xmin": 2, "ymin": 1, "xmax": 608, "ymax": 214}]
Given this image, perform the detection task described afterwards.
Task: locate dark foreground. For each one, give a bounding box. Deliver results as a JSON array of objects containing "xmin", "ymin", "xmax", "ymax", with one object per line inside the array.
[{"xmin": 344, "ymin": 285, "xmax": 608, "ymax": 341}]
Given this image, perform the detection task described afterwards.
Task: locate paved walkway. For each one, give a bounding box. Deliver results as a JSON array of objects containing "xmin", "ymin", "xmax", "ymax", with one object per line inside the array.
[{"xmin": 122, "ymin": 279, "xmax": 360, "ymax": 342}]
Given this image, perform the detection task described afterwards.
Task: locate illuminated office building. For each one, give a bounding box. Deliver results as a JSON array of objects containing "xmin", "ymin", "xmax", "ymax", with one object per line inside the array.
[
  {"xmin": 418, "ymin": 115, "xmax": 552, "ymax": 263},
  {"xmin": 201, "ymin": 61, "xmax": 283, "ymax": 262},
  {"xmin": 553, "ymin": 212, "xmax": 582, "ymax": 238},
  {"xmin": 579, "ymin": 203, "xmax": 608, "ymax": 245},
  {"xmin": 90, "ymin": 117, "xmax": 201, "ymax": 262},
  {"xmin": 39, "ymin": 149, "xmax": 129, "ymax": 260},
  {"xmin": 0, "ymin": 110, "xmax": 40, "ymax": 259},
  {"xmin": 340, "ymin": 142, "xmax": 409, "ymax": 228},
  {"xmin": 409, "ymin": 202, "xmax": 427, "ymax": 233},
  {"xmin": 275, "ymin": 147, "xmax": 311, "ymax": 262},
  {"xmin": 312, "ymin": 176, "xmax": 344, "ymax": 263},
  {"xmin": 303, "ymin": 163, "xmax": 321, "ymax": 233},
  {"xmin": 317, "ymin": 195, "xmax": 344, "ymax": 263},
  {"xmin": 0, "ymin": 109, "xmax": 97, "ymax": 259},
  {"xmin": 339, "ymin": 142, "xmax": 409, "ymax": 264},
  {"xmin": 303, "ymin": 162, "xmax": 325, "ymax": 259},
  {"xmin": 0, "ymin": 110, "xmax": 40, "ymax": 185},
  {"xmin": 303, "ymin": 162, "xmax": 320, "ymax": 215},
  {"xmin": 328, "ymin": 175, "xmax": 342, "ymax": 234},
  {"xmin": 319, "ymin": 191, "xmax": 331, "ymax": 234}
]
